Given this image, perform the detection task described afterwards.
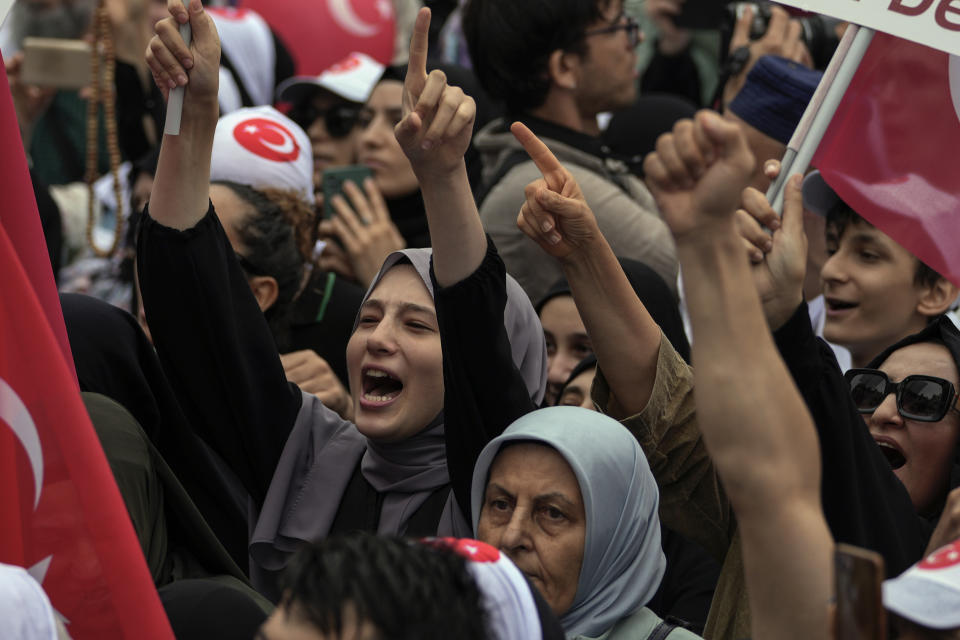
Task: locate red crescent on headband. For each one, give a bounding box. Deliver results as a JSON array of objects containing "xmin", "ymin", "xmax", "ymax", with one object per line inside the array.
[
  {"xmin": 232, "ymin": 118, "xmax": 301, "ymax": 163},
  {"xmin": 919, "ymin": 540, "xmax": 960, "ymax": 570}
]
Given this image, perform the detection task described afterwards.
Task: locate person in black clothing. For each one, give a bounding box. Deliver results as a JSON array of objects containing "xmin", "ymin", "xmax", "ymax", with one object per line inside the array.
[
  {"xmin": 140, "ymin": 5, "xmax": 545, "ymax": 602},
  {"xmin": 62, "ymin": 292, "xmax": 251, "ymax": 574}
]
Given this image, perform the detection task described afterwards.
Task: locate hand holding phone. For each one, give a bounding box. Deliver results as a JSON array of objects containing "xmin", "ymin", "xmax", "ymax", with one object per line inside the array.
[
  {"xmin": 322, "ymin": 165, "xmax": 374, "ymax": 220},
  {"xmin": 835, "ymin": 544, "xmax": 886, "ymax": 640},
  {"xmin": 317, "ymin": 171, "xmax": 406, "ymax": 288}
]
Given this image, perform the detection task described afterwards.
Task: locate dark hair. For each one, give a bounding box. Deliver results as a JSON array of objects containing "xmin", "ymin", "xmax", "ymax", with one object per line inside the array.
[
  {"xmin": 826, "ymin": 199, "xmax": 943, "ymax": 289},
  {"xmin": 462, "ymin": 0, "xmax": 606, "ymax": 113},
  {"xmin": 212, "ymin": 181, "xmax": 316, "ymax": 350},
  {"xmin": 278, "ymin": 534, "xmax": 489, "ymax": 640}
]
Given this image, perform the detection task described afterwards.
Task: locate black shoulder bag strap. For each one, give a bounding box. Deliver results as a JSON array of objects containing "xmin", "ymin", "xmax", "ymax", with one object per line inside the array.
[{"xmin": 649, "ymin": 620, "xmax": 678, "ymax": 640}]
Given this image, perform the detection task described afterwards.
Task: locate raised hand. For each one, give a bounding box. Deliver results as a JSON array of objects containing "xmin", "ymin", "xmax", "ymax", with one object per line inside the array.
[
  {"xmin": 737, "ymin": 175, "xmax": 808, "ymax": 330},
  {"xmin": 317, "ymin": 178, "xmax": 406, "ymax": 287},
  {"xmin": 643, "ymin": 110, "xmax": 756, "ymax": 242},
  {"xmin": 394, "ymin": 8, "xmax": 476, "ymax": 179},
  {"xmin": 145, "ymin": 0, "xmax": 220, "ymax": 104},
  {"xmin": 511, "ymin": 122, "xmax": 599, "ymax": 261},
  {"xmin": 723, "ymin": 5, "xmax": 813, "ymax": 106}
]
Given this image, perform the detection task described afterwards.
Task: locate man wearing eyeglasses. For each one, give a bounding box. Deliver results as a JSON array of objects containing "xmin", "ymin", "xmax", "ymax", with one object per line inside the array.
[{"xmin": 463, "ymin": 0, "xmax": 680, "ymax": 305}]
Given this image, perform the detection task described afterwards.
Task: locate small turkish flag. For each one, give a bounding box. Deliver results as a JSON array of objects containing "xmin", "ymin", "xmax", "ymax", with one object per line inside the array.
[
  {"xmin": 0, "ymin": 221, "xmax": 173, "ymax": 637},
  {"xmin": 813, "ymin": 33, "xmax": 960, "ymax": 287}
]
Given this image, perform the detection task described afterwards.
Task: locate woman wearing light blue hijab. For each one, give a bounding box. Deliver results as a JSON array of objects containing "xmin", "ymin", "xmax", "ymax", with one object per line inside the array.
[{"xmin": 471, "ymin": 406, "xmax": 702, "ymax": 640}]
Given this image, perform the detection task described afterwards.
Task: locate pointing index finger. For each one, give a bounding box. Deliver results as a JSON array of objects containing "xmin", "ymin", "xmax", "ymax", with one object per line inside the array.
[
  {"xmin": 510, "ymin": 122, "xmax": 565, "ymax": 191},
  {"xmin": 407, "ymin": 7, "xmax": 431, "ymax": 80}
]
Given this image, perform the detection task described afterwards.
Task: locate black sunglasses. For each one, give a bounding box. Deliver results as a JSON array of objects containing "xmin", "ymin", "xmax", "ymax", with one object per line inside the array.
[
  {"xmin": 844, "ymin": 368, "xmax": 959, "ymax": 422},
  {"xmin": 287, "ymin": 103, "xmax": 362, "ymax": 139},
  {"xmin": 584, "ymin": 15, "xmax": 641, "ymax": 48}
]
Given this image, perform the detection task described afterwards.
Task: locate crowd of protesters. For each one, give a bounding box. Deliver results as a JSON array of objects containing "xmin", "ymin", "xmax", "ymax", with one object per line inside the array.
[{"xmin": 5, "ymin": 0, "xmax": 960, "ymax": 638}]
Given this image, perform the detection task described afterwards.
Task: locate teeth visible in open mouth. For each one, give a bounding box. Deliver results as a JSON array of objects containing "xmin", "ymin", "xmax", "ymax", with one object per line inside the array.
[{"xmin": 362, "ymin": 368, "xmax": 403, "ymax": 402}]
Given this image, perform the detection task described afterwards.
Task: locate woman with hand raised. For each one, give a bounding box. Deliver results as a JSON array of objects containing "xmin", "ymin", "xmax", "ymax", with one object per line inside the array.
[{"xmin": 139, "ymin": 0, "xmax": 545, "ymax": 600}]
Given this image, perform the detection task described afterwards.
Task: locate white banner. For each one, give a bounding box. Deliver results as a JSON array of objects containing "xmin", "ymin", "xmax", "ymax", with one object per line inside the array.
[{"xmin": 775, "ymin": 0, "xmax": 960, "ymax": 59}]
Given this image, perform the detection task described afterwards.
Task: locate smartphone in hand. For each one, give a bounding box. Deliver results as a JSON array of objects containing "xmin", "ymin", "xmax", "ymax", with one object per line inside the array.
[
  {"xmin": 322, "ymin": 165, "xmax": 374, "ymax": 222},
  {"xmin": 835, "ymin": 544, "xmax": 886, "ymax": 640}
]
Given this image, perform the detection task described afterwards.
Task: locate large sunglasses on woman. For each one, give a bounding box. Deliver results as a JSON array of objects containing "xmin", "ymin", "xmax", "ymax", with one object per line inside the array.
[
  {"xmin": 844, "ymin": 368, "xmax": 960, "ymax": 422},
  {"xmin": 287, "ymin": 103, "xmax": 362, "ymax": 139}
]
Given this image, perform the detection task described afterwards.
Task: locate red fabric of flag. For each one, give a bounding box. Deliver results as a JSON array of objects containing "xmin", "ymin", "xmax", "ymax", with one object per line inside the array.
[
  {"xmin": 0, "ymin": 52, "xmax": 75, "ymax": 375},
  {"xmin": 813, "ymin": 32, "xmax": 960, "ymax": 287},
  {"xmin": 0, "ymin": 223, "xmax": 173, "ymax": 639}
]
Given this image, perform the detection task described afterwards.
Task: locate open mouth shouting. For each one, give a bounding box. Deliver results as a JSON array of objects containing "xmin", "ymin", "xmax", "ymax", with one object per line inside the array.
[
  {"xmin": 360, "ymin": 366, "xmax": 404, "ymax": 408},
  {"xmin": 874, "ymin": 435, "xmax": 907, "ymax": 471}
]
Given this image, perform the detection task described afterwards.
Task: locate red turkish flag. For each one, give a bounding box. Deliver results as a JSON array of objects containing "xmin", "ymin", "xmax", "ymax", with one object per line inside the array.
[
  {"xmin": 0, "ymin": 53, "xmax": 75, "ymax": 376},
  {"xmin": 0, "ymin": 223, "xmax": 173, "ymax": 638},
  {"xmin": 239, "ymin": 0, "xmax": 395, "ymax": 76},
  {"xmin": 812, "ymin": 33, "xmax": 960, "ymax": 287}
]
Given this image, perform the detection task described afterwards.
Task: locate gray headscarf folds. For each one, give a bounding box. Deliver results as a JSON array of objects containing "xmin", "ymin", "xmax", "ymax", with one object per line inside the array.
[
  {"xmin": 250, "ymin": 249, "xmax": 547, "ymax": 587},
  {"xmin": 470, "ymin": 406, "xmax": 665, "ymax": 639}
]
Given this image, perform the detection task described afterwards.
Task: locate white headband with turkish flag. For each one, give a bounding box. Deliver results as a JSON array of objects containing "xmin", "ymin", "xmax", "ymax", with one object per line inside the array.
[
  {"xmin": 210, "ymin": 105, "xmax": 314, "ymax": 203},
  {"xmin": 422, "ymin": 538, "xmax": 542, "ymax": 640},
  {"xmin": 884, "ymin": 539, "xmax": 960, "ymax": 629}
]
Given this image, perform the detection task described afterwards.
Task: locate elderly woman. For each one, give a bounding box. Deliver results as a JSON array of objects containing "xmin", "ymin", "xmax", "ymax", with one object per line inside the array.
[{"xmin": 472, "ymin": 407, "xmax": 700, "ymax": 639}]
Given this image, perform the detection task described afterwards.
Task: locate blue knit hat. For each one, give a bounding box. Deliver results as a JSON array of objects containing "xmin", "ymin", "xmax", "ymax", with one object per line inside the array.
[{"xmin": 729, "ymin": 55, "xmax": 823, "ymax": 145}]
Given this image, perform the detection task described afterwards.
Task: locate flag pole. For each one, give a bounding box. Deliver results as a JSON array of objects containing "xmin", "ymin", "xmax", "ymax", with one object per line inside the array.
[{"xmin": 766, "ymin": 25, "xmax": 876, "ymax": 214}]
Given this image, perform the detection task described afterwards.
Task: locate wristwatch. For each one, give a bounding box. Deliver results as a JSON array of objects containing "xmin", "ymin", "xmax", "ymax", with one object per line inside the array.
[{"xmin": 723, "ymin": 45, "xmax": 753, "ymax": 78}]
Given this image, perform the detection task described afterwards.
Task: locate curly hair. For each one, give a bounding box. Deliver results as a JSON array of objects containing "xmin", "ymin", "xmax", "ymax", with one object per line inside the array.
[
  {"xmin": 279, "ymin": 534, "xmax": 489, "ymax": 640},
  {"xmin": 212, "ymin": 181, "xmax": 317, "ymax": 350}
]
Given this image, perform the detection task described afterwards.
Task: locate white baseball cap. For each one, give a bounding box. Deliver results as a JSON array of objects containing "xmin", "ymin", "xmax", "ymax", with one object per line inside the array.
[
  {"xmin": 884, "ymin": 538, "xmax": 960, "ymax": 630},
  {"xmin": 210, "ymin": 106, "xmax": 314, "ymax": 203},
  {"xmin": 277, "ymin": 51, "xmax": 386, "ymax": 105}
]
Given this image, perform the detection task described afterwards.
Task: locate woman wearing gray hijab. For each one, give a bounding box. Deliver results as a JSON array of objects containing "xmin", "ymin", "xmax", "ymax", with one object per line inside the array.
[
  {"xmin": 139, "ymin": 8, "xmax": 545, "ymax": 602},
  {"xmin": 472, "ymin": 407, "xmax": 701, "ymax": 640}
]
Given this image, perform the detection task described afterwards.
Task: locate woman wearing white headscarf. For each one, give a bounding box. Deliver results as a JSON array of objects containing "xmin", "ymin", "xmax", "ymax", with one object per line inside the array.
[{"xmin": 471, "ymin": 407, "xmax": 702, "ymax": 639}]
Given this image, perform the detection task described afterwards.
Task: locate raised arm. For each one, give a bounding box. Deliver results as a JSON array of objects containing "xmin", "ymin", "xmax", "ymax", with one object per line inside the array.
[
  {"xmin": 645, "ymin": 111, "xmax": 832, "ymax": 639},
  {"xmin": 138, "ymin": 1, "xmax": 301, "ymax": 506},
  {"xmin": 393, "ymin": 9, "xmax": 539, "ymax": 521},
  {"xmin": 145, "ymin": 0, "xmax": 220, "ymax": 229},
  {"xmin": 394, "ymin": 8, "xmax": 484, "ymax": 287},
  {"xmin": 512, "ymin": 124, "xmax": 660, "ymax": 414}
]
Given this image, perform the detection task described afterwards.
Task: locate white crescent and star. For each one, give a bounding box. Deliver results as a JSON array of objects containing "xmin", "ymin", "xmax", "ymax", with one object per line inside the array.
[
  {"xmin": 328, "ymin": 0, "xmax": 383, "ymax": 37},
  {"xmin": 258, "ymin": 123, "xmax": 298, "ymax": 156},
  {"xmin": 0, "ymin": 377, "xmax": 44, "ymax": 509}
]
